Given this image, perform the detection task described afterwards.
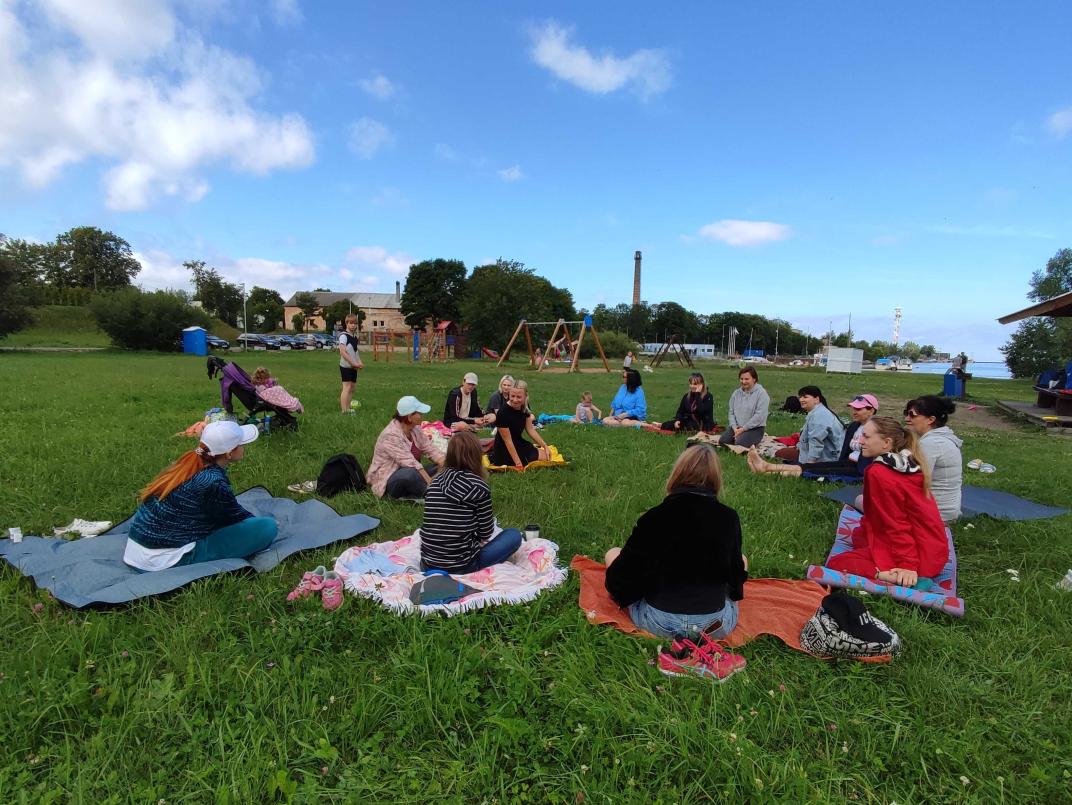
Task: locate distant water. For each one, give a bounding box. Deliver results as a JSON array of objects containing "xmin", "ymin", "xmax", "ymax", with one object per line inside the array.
[{"xmin": 910, "ymin": 361, "xmax": 1013, "ymax": 380}]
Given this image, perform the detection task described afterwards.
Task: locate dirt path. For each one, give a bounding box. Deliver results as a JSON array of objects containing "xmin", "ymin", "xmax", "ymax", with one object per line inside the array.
[{"xmin": 872, "ymin": 395, "xmax": 1019, "ymax": 432}]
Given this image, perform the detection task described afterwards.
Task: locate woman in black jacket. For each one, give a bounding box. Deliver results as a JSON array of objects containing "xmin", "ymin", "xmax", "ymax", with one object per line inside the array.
[
  {"xmin": 644, "ymin": 372, "xmax": 715, "ymax": 433},
  {"xmin": 604, "ymin": 443, "xmax": 747, "ymax": 639}
]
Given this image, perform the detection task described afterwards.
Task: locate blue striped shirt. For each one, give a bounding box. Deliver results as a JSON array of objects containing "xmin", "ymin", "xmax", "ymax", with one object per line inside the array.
[{"xmin": 128, "ymin": 465, "xmax": 251, "ymax": 549}]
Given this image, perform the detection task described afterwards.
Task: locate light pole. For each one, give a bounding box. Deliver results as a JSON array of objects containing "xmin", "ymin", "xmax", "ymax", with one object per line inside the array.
[{"xmin": 240, "ymin": 283, "xmax": 247, "ymax": 343}]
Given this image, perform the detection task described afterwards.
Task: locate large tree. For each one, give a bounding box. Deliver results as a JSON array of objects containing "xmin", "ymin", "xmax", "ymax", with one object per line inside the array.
[
  {"xmin": 246, "ymin": 286, "xmax": 285, "ymax": 332},
  {"xmin": 292, "ymin": 292, "xmax": 321, "ymax": 331},
  {"xmin": 400, "ymin": 258, "xmax": 467, "ymax": 328},
  {"xmin": 321, "ymin": 299, "xmax": 364, "ymax": 334},
  {"xmin": 459, "ymin": 258, "xmax": 576, "ymax": 350},
  {"xmin": 50, "ymin": 227, "xmax": 140, "ymax": 290},
  {"xmin": 1002, "ymin": 249, "xmax": 1072, "ymax": 378},
  {"xmin": 0, "ymin": 250, "xmax": 33, "ymax": 339},
  {"xmin": 187, "ymin": 260, "xmax": 243, "ymax": 326}
]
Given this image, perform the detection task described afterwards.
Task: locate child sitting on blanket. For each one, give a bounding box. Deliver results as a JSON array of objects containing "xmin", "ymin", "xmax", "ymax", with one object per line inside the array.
[
  {"xmin": 122, "ymin": 420, "xmax": 277, "ymax": 571},
  {"xmin": 827, "ymin": 416, "xmax": 948, "ymax": 588},
  {"xmin": 571, "ymin": 391, "xmax": 602, "ymax": 424},
  {"xmin": 251, "ymin": 367, "xmax": 304, "ymax": 413},
  {"xmin": 420, "ymin": 431, "xmax": 523, "ymax": 573},
  {"xmin": 604, "ymin": 444, "xmax": 748, "ymax": 639}
]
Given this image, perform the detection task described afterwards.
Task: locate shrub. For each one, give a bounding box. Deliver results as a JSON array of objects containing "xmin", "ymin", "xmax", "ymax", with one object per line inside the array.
[
  {"xmin": 579, "ymin": 329, "xmax": 638, "ymax": 359},
  {"xmin": 90, "ymin": 288, "xmax": 213, "ymax": 351}
]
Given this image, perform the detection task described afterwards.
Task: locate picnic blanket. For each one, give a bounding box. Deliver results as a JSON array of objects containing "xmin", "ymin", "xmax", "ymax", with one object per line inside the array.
[
  {"xmin": 823, "ymin": 484, "xmax": 1068, "ymax": 521},
  {"xmin": 0, "ymin": 488, "xmax": 379, "ymax": 608},
  {"xmin": 484, "ymin": 444, "xmax": 568, "ymax": 472},
  {"xmin": 806, "ymin": 506, "xmax": 964, "ymax": 617},
  {"xmin": 688, "ymin": 431, "xmax": 782, "ymax": 458},
  {"xmin": 335, "ymin": 531, "xmax": 567, "ymax": 615},
  {"xmin": 570, "ymin": 555, "xmax": 889, "ymax": 661}
]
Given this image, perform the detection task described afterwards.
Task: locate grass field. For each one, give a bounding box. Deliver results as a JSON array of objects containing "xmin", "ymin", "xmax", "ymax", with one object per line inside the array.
[{"xmin": 1, "ymin": 350, "xmax": 1070, "ymax": 803}]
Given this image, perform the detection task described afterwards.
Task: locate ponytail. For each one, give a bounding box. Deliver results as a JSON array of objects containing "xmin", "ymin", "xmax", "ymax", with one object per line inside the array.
[{"xmin": 139, "ymin": 448, "xmax": 213, "ymax": 502}]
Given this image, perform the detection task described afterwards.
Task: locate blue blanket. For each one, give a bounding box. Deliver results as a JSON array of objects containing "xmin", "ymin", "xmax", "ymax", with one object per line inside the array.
[
  {"xmin": 0, "ymin": 488, "xmax": 379, "ymax": 608},
  {"xmin": 823, "ymin": 484, "xmax": 1067, "ymax": 522}
]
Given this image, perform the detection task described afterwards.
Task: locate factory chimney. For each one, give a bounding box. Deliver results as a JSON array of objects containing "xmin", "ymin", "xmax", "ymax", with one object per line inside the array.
[{"xmin": 632, "ymin": 250, "xmax": 642, "ymax": 306}]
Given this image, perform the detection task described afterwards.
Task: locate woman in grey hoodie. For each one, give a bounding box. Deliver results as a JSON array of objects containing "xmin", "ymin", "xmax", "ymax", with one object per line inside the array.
[{"xmin": 904, "ymin": 396, "xmax": 963, "ymax": 523}]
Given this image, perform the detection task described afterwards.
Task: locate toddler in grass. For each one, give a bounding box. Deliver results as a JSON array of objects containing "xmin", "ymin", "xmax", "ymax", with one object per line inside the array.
[{"xmin": 572, "ymin": 391, "xmax": 602, "ymax": 424}]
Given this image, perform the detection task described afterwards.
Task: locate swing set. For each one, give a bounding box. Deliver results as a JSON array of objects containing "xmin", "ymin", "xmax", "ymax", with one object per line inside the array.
[
  {"xmin": 496, "ymin": 316, "xmax": 611, "ymax": 373},
  {"xmin": 648, "ymin": 334, "xmax": 695, "ymax": 369}
]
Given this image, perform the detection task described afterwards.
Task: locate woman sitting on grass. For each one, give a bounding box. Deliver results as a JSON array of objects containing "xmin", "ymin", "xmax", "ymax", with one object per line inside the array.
[
  {"xmin": 367, "ymin": 396, "xmax": 446, "ymax": 499},
  {"xmin": 748, "ymin": 393, "xmax": 877, "ymax": 478},
  {"xmin": 489, "ymin": 380, "xmax": 550, "ymax": 468},
  {"xmin": 770, "ymin": 385, "xmax": 844, "ymax": 464},
  {"xmin": 643, "ymin": 372, "xmax": 714, "ymax": 433},
  {"xmin": 604, "ymin": 444, "xmax": 748, "ymax": 640},
  {"xmin": 420, "ymin": 431, "xmax": 523, "ymax": 573},
  {"xmin": 251, "ymin": 367, "xmax": 304, "ymax": 413},
  {"xmin": 904, "ymin": 395, "xmax": 963, "ymax": 523},
  {"xmin": 826, "ymin": 416, "xmax": 949, "ymax": 589},
  {"xmin": 123, "ymin": 420, "xmax": 277, "ymax": 571},
  {"xmin": 602, "ymin": 368, "xmax": 647, "ymax": 427},
  {"xmin": 485, "ymin": 375, "xmax": 514, "ymax": 418}
]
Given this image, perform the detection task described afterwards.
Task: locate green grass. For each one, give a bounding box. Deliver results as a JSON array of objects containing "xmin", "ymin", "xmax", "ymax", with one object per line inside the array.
[
  {"xmin": 1, "ymin": 353, "xmax": 1070, "ymax": 802},
  {"xmin": 1, "ymin": 306, "xmax": 240, "ymax": 349}
]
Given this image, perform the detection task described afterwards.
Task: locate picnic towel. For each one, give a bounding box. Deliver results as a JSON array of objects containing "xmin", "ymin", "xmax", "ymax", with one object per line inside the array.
[
  {"xmin": 0, "ymin": 488, "xmax": 379, "ymax": 608},
  {"xmin": 806, "ymin": 506, "xmax": 964, "ymax": 617},
  {"xmin": 536, "ymin": 414, "xmax": 576, "ymax": 425},
  {"xmin": 336, "ymin": 531, "xmax": 566, "ymax": 616},
  {"xmin": 570, "ymin": 555, "xmax": 889, "ymax": 661},
  {"xmin": 688, "ymin": 431, "xmax": 782, "ymax": 458},
  {"xmin": 484, "ymin": 444, "xmax": 568, "ymax": 472},
  {"xmin": 823, "ymin": 484, "xmax": 1068, "ymax": 521}
]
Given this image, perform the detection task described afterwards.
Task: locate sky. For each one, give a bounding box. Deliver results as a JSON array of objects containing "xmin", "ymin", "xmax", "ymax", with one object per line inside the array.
[{"xmin": 2, "ymin": 1, "xmax": 1071, "ymax": 360}]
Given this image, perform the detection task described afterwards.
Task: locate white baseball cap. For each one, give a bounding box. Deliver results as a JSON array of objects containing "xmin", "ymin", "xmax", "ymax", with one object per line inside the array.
[
  {"xmin": 463, "ymin": 372, "xmax": 479, "ymax": 385},
  {"xmin": 396, "ymin": 395, "xmax": 431, "ymax": 416},
  {"xmin": 199, "ymin": 420, "xmax": 259, "ymax": 456}
]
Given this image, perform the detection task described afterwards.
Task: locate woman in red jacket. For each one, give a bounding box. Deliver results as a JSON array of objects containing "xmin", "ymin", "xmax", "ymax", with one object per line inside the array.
[{"xmin": 827, "ymin": 416, "xmax": 948, "ymax": 587}]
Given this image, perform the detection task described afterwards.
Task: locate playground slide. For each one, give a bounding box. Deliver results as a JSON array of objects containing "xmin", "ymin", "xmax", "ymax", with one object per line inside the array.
[{"xmin": 482, "ymin": 347, "xmax": 501, "ymax": 360}]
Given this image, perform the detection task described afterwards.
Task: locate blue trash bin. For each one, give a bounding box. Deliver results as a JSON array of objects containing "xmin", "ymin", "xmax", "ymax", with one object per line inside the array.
[
  {"xmin": 943, "ymin": 370, "xmax": 964, "ymax": 399},
  {"xmin": 182, "ymin": 326, "xmax": 208, "ymax": 356}
]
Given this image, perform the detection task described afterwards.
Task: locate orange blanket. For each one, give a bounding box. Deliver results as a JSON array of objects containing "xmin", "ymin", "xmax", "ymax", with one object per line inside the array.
[{"xmin": 571, "ymin": 555, "xmax": 889, "ymax": 662}]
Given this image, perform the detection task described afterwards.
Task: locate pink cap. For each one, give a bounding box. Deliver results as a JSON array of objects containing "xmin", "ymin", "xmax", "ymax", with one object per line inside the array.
[{"xmin": 847, "ymin": 393, "xmax": 879, "ymax": 411}]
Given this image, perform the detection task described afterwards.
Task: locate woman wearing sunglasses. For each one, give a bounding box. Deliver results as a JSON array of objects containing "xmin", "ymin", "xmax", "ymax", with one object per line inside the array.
[{"xmin": 903, "ymin": 396, "xmax": 962, "ymax": 523}]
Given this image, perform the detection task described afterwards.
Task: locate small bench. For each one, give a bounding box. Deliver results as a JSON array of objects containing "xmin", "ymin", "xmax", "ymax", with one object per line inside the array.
[{"xmin": 1034, "ymin": 386, "xmax": 1072, "ymax": 416}]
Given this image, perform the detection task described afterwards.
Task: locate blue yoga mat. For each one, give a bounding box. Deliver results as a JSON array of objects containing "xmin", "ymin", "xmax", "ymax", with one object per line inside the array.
[
  {"xmin": 823, "ymin": 484, "xmax": 1067, "ymax": 522},
  {"xmin": 0, "ymin": 488, "xmax": 379, "ymax": 608}
]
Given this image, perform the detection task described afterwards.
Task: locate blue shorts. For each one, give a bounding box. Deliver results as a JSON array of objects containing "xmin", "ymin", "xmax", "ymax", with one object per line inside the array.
[{"xmin": 628, "ymin": 598, "xmax": 738, "ymax": 640}]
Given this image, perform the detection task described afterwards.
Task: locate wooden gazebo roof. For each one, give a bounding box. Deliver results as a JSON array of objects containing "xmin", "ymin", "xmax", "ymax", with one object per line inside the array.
[{"xmin": 998, "ymin": 291, "xmax": 1072, "ymax": 324}]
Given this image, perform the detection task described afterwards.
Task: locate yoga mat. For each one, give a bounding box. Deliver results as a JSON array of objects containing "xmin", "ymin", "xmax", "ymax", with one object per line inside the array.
[
  {"xmin": 0, "ymin": 488, "xmax": 379, "ymax": 608},
  {"xmin": 823, "ymin": 484, "xmax": 1067, "ymax": 521}
]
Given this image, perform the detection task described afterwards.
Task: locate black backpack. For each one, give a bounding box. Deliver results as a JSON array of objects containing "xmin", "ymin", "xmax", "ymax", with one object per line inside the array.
[
  {"xmin": 316, "ymin": 453, "xmax": 368, "ymax": 497},
  {"xmin": 780, "ymin": 395, "xmax": 803, "ymax": 413}
]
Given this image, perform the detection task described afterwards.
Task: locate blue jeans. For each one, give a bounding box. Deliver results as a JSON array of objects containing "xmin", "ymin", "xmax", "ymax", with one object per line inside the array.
[
  {"xmin": 179, "ymin": 516, "xmax": 278, "ymax": 565},
  {"xmin": 629, "ymin": 598, "xmax": 739, "ymax": 640},
  {"xmin": 424, "ymin": 529, "xmax": 524, "ymax": 574}
]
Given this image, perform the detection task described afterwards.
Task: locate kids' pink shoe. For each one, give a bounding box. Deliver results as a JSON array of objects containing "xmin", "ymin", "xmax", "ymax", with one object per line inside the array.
[
  {"xmin": 286, "ymin": 566, "xmax": 326, "ymax": 602},
  {"xmin": 321, "ymin": 572, "xmax": 344, "ymax": 611}
]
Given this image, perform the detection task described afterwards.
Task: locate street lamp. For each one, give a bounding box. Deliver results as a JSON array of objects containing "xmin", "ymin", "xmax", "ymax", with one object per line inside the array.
[{"xmin": 240, "ymin": 283, "xmax": 247, "ymax": 345}]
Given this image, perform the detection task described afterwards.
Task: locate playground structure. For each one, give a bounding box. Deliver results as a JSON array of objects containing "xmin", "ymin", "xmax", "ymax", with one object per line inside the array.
[
  {"xmin": 408, "ymin": 321, "xmax": 461, "ymax": 363},
  {"xmin": 496, "ymin": 316, "xmax": 611, "ymax": 373},
  {"xmin": 648, "ymin": 334, "xmax": 695, "ymax": 369}
]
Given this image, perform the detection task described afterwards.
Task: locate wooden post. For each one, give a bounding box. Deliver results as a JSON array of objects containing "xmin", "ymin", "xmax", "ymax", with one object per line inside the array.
[
  {"xmin": 539, "ymin": 319, "xmax": 564, "ymax": 371},
  {"xmin": 570, "ymin": 321, "xmax": 586, "ymax": 373},
  {"xmin": 523, "ymin": 323, "xmax": 535, "ymax": 367},
  {"xmin": 589, "ymin": 324, "xmax": 611, "ymax": 372},
  {"xmin": 497, "ymin": 320, "xmax": 525, "ymax": 367}
]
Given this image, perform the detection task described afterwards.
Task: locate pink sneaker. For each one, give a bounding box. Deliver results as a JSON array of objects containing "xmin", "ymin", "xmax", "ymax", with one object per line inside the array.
[
  {"xmin": 321, "ymin": 571, "xmax": 344, "ymax": 611},
  {"xmin": 286, "ymin": 566, "xmax": 326, "ymax": 602},
  {"xmin": 660, "ymin": 631, "xmax": 746, "ymax": 682}
]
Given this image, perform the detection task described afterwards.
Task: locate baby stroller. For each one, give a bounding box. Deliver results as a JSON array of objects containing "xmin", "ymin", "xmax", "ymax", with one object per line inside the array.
[{"xmin": 206, "ymin": 356, "xmax": 298, "ymax": 431}]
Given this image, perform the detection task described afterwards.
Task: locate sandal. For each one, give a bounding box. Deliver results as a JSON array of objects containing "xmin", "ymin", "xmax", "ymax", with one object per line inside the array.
[
  {"xmin": 287, "ymin": 480, "xmax": 317, "ymax": 494},
  {"xmin": 286, "ymin": 566, "xmax": 326, "ymax": 601},
  {"xmin": 966, "ymin": 458, "xmax": 983, "ymax": 470}
]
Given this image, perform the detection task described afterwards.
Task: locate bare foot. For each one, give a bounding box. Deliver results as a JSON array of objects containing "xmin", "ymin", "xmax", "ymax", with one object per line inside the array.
[{"xmin": 747, "ymin": 446, "xmax": 767, "ymax": 473}]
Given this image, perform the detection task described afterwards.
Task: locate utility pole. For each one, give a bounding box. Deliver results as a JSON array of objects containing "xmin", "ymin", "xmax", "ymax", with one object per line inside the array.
[
  {"xmin": 847, "ymin": 313, "xmax": 853, "ymax": 345},
  {"xmin": 775, "ymin": 326, "xmax": 779, "ymax": 359},
  {"xmin": 240, "ymin": 283, "xmax": 247, "ymax": 335}
]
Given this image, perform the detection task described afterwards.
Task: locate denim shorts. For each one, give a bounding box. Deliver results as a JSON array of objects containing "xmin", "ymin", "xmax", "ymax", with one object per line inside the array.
[{"xmin": 629, "ymin": 598, "xmax": 738, "ymax": 640}]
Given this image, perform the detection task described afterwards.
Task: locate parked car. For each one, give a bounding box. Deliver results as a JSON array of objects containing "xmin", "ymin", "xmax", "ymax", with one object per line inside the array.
[
  {"xmin": 206, "ymin": 334, "xmax": 230, "ymax": 350},
  {"xmin": 237, "ymin": 333, "xmax": 268, "ymax": 350},
  {"xmin": 292, "ymin": 334, "xmax": 320, "ymax": 349},
  {"xmin": 312, "ymin": 333, "xmax": 336, "ymax": 349},
  {"xmin": 259, "ymin": 335, "xmax": 284, "ymax": 350}
]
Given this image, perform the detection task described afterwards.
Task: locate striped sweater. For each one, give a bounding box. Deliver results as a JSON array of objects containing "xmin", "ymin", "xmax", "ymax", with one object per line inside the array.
[
  {"xmin": 128, "ymin": 465, "xmax": 252, "ymax": 549},
  {"xmin": 420, "ymin": 468, "xmax": 494, "ymax": 571}
]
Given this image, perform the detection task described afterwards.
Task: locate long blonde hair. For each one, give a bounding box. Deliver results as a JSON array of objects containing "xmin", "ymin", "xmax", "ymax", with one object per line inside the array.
[
  {"xmin": 868, "ymin": 416, "xmax": 932, "ymax": 496},
  {"xmin": 666, "ymin": 444, "xmax": 723, "ymax": 496}
]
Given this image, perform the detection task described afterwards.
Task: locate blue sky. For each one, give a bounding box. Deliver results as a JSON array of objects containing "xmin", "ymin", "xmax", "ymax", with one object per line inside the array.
[{"xmin": 2, "ymin": 1, "xmax": 1071, "ymax": 359}]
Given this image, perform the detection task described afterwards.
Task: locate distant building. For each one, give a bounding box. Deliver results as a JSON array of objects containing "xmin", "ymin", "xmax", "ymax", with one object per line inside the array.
[{"xmin": 283, "ymin": 282, "xmax": 406, "ymax": 332}]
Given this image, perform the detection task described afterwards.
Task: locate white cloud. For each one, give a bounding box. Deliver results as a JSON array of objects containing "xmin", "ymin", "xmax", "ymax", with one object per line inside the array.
[
  {"xmin": 0, "ymin": 2, "xmax": 315, "ymax": 210},
  {"xmin": 497, "ymin": 164, "xmax": 524, "ymax": 182},
  {"xmin": 348, "ymin": 117, "xmax": 393, "ymax": 159},
  {"xmin": 270, "ymin": 0, "xmax": 303, "ymax": 26},
  {"xmin": 359, "ymin": 73, "xmax": 396, "ymax": 100},
  {"xmin": 529, "ymin": 21, "xmax": 671, "ymax": 100},
  {"xmin": 345, "ymin": 246, "xmax": 414, "ymax": 276},
  {"xmin": 696, "ymin": 219, "xmax": 792, "ymax": 247},
  {"xmin": 1047, "ymin": 106, "xmax": 1072, "ymax": 138}
]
